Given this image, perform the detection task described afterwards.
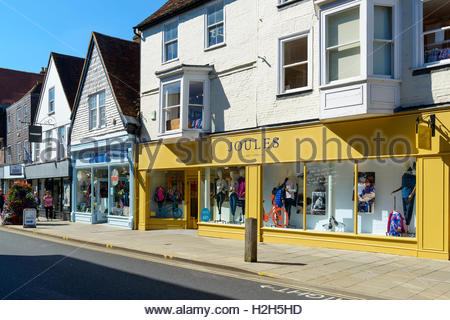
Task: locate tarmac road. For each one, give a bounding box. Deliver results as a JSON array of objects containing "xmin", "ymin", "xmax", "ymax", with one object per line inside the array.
[{"xmin": 0, "ymin": 229, "xmax": 352, "ymax": 300}]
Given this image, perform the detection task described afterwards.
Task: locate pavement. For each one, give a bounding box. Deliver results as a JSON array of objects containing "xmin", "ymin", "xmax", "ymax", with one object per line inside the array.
[{"xmin": 2, "ymin": 220, "xmax": 450, "ymax": 300}]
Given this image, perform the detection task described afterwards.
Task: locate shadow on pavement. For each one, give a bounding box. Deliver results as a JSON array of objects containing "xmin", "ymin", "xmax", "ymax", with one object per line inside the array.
[
  {"xmin": 0, "ymin": 254, "xmax": 227, "ymax": 300},
  {"xmin": 257, "ymin": 261, "xmax": 307, "ymax": 266}
]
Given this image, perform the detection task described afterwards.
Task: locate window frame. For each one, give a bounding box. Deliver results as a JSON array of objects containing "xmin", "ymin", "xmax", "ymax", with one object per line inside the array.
[
  {"xmin": 6, "ymin": 146, "xmax": 11, "ymax": 163},
  {"xmin": 88, "ymin": 90, "xmax": 106, "ymax": 131},
  {"xmin": 34, "ymin": 141, "xmax": 40, "ymax": 162},
  {"xmin": 16, "ymin": 108, "xmax": 21, "ymax": 130},
  {"xmin": 204, "ymin": 0, "xmax": 226, "ymax": 50},
  {"xmin": 320, "ymin": 2, "xmax": 366, "ymax": 86},
  {"xmin": 278, "ymin": 30, "xmax": 313, "ymax": 95},
  {"xmin": 159, "ymin": 78, "xmax": 183, "ymax": 134},
  {"xmin": 162, "ymin": 18, "xmax": 179, "ymax": 63},
  {"xmin": 17, "ymin": 141, "xmax": 22, "ymax": 162},
  {"xmin": 413, "ymin": 0, "xmax": 450, "ymax": 68},
  {"xmin": 7, "ymin": 113, "xmax": 11, "ymax": 133},
  {"xmin": 48, "ymin": 87, "xmax": 55, "ymax": 114}
]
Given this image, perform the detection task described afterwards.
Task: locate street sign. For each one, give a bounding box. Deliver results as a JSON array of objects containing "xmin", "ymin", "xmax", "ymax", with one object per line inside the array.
[{"xmin": 23, "ymin": 208, "xmax": 37, "ymax": 228}]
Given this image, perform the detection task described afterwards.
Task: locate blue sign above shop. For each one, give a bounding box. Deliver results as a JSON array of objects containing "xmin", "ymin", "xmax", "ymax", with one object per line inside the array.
[{"xmin": 10, "ymin": 165, "xmax": 23, "ymax": 176}]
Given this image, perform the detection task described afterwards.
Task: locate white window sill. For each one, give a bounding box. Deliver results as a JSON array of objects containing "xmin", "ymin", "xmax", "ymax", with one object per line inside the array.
[
  {"xmin": 277, "ymin": 86, "xmax": 313, "ymax": 97},
  {"xmin": 204, "ymin": 42, "xmax": 226, "ymax": 52},
  {"xmin": 88, "ymin": 125, "xmax": 107, "ymax": 132},
  {"xmin": 161, "ymin": 58, "xmax": 179, "ymax": 66}
]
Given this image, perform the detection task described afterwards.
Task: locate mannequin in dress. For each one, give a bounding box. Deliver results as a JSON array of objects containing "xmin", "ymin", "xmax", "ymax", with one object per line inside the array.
[
  {"xmin": 214, "ymin": 169, "xmax": 227, "ymax": 222},
  {"xmin": 236, "ymin": 167, "xmax": 246, "ymax": 223},
  {"xmin": 229, "ymin": 170, "xmax": 239, "ymax": 223},
  {"xmin": 392, "ymin": 161, "xmax": 416, "ymax": 233},
  {"xmin": 284, "ymin": 168, "xmax": 297, "ymax": 222}
]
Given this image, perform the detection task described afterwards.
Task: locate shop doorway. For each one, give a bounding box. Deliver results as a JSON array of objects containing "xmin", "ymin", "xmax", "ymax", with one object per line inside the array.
[
  {"xmin": 94, "ymin": 168, "xmax": 109, "ymax": 223},
  {"xmin": 187, "ymin": 179, "xmax": 198, "ymax": 229}
]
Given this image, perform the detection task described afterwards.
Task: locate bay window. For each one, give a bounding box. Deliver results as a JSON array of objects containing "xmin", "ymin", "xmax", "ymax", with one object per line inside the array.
[
  {"xmin": 326, "ymin": 6, "xmax": 361, "ymax": 82},
  {"xmin": 319, "ymin": 0, "xmax": 400, "ymax": 120},
  {"xmin": 279, "ymin": 31, "xmax": 311, "ymax": 94},
  {"xmin": 158, "ymin": 65, "xmax": 212, "ymax": 139},
  {"xmin": 421, "ymin": 0, "xmax": 450, "ymax": 65}
]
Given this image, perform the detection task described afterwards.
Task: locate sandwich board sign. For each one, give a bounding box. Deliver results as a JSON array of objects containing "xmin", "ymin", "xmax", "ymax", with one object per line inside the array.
[{"xmin": 23, "ymin": 208, "xmax": 37, "ymax": 228}]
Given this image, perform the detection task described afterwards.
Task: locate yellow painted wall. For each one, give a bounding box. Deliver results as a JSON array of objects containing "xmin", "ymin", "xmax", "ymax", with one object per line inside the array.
[{"xmin": 136, "ymin": 108, "xmax": 450, "ymax": 259}]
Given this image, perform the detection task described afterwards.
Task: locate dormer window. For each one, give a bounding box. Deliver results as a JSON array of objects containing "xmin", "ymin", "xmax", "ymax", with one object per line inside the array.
[{"xmin": 157, "ymin": 65, "xmax": 212, "ymax": 140}]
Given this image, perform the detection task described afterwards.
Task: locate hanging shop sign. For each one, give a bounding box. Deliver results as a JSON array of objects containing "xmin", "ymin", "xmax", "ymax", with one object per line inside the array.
[
  {"xmin": 416, "ymin": 124, "xmax": 432, "ymax": 150},
  {"xmin": 111, "ymin": 169, "xmax": 119, "ymax": 186},
  {"xmin": 29, "ymin": 125, "xmax": 42, "ymax": 143}
]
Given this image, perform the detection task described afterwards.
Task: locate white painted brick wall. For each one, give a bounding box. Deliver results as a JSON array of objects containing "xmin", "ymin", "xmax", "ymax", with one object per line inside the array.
[{"xmin": 139, "ymin": 0, "xmax": 450, "ymax": 141}]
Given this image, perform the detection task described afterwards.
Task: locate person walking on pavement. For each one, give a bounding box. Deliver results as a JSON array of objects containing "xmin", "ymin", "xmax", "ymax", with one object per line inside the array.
[
  {"xmin": 0, "ymin": 189, "xmax": 5, "ymax": 213},
  {"xmin": 34, "ymin": 191, "xmax": 41, "ymax": 221},
  {"xmin": 43, "ymin": 191, "xmax": 54, "ymax": 221}
]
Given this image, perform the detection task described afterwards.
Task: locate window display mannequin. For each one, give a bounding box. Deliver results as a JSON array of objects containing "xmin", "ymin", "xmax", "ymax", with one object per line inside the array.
[
  {"xmin": 153, "ymin": 186, "xmax": 166, "ymax": 209},
  {"xmin": 284, "ymin": 168, "xmax": 297, "ymax": 222},
  {"xmin": 236, "ymin": 168, "xmax": 246, "ymax": 223},
  {"xmin": 229, "ymin": 171, "xmax": 239, "ymax": 223},
  {"xmin": 392, "ymin": 161, "xmax": 416, "ymax": 232},
  {"xmin": 168, "ymin": 184, "xmax": 183, "ymax": 209},
  {"xmin": 214, "ymin": 169, "xmax": 228, "ymax": 222}
]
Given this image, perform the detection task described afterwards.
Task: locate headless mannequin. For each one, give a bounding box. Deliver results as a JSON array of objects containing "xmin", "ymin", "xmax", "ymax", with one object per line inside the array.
[
  {"xmin": 236, "ymin": 168, "xmax": 246, "ymax": 223},
  {"xmin": 284, "ymin": 168, "xmax": 297, "ymax": 221},
  {"xmin": 229, "ymin": 171, "xmax": 239, "ymax": 223},
  {"xmin": 214, "ymin": 169, "xmax": 227, "ymax": 222}
]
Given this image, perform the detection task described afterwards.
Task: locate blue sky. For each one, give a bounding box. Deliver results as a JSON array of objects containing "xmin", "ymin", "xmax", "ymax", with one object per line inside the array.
[{"xmin": 0, "ymin": 0, "xmax": 166, "ymax": 73}]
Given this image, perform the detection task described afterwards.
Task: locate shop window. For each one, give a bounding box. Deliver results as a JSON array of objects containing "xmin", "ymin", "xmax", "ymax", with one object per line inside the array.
[
  {"xmin": 305, "ymin": 161, "xmax": 355, "ymax": 233},
  {"xmin": 110, "ymin": 166, "xmax": 130, "ymax": 217},
  {"xmin": 200, "ymin": 167, "xmax": 246, "ymax": 225},
  {"xmin": 163, "ymin": 21, "xmax": 178, "ymax": 62},
  {"xmin": 422, "ymin": 0, "xmax": 450, "ymax": 65},
  {"xmin": 279, "ymin": 32, "xmax": 311, "ymax": 94},
  {"xmin": 263, "ymin": 163, "xmax": 304, "ymax": 229},
  {"xmin": 94, "ymin": 168, "xmax": 109, "ymax": 221},
  {"xmin": 358, "ymin": 159, "xmax": 416, "ymax": 237},
  {"xmin": 206, "ymin": 1, "xmax": 224, "ymax": 48},
  {"xmin": 76, "ymin": 169, "xmax": 91, "ymax": 213},
  {"xmin": 325, "ymin": 6, "xmax": 361, "ymax": 82},
  {"xmin": 150, "ymin": 171, "xmax": 185, "ymax": 219},
  {"xmin": 373, "ymin": 6, "xmax": 393, "ymax": 76}
]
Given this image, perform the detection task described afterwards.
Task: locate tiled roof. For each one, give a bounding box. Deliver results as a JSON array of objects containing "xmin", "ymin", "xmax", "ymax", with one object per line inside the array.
[
  {"xmin": 135, "ymin": 0, "xmax": 210, "ymax": 30},
  {"xmin": 0, "ymin": 68, "xmax": 43, "ymax": 105},
  {"xmin": 93, "ymin": 32, "xmax": 140, "ymax": 118},
  {"xmin": 51, "ymin": 53, "xmax": 85, "ymax": 110}
]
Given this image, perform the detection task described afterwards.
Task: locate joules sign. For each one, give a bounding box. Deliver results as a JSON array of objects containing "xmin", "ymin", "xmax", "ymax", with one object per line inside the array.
[{"xmin": 227, "ymin": 137, "xmax": 280, "ymax": 152}]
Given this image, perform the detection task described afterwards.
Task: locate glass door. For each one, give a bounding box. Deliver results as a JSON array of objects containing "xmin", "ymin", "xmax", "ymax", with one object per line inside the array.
[
  {"xmin": 188, "ymin": 179, "xmax": 198, "ymax": 229},
  {"xmin": 94, "ymin": 168, "xmax": 109, "ymax": 222}
]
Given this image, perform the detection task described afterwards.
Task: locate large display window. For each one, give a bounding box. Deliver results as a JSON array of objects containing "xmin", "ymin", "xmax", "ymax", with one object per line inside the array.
[
  {"xmin": 263, "ymin": 163, "xmax": 304, "ymax": 229},
  {"xmin": 150, "ymin": 171, "xmax": 185, "ymax": 219},
  {"xmin": 76, "ymin": 169, "xmax": 91, "ymax": 213},
  {"xmin": 200, "ymin": 167, "xmax": 246, "ymax": 225},
  {"xmin": 306, "ymin": 161, "xmax": 355, "ymax": 233},
  {"xmin": 358, "ymin": 159, "xmax": 416, "ymax": 237},
  {"xmin": 110, "ymin": 166, "xmax": 130, "ymax": 217}
]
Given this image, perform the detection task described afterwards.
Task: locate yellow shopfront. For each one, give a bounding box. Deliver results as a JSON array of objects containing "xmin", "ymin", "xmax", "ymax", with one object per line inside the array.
[{"xmin": 136, "ymin": 108, "xmax": 450, "ymax": 260}]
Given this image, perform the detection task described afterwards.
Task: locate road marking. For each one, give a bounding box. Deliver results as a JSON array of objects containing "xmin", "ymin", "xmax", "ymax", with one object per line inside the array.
[
  {"xmin": 106, "ymin": 244, "xmax": 113, "ymax": 248},
  {"xmin": 260, "ymin": 284, "xmax": 345, "ymax": 300}
]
